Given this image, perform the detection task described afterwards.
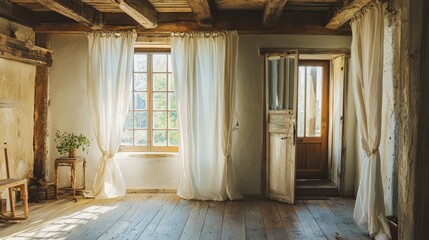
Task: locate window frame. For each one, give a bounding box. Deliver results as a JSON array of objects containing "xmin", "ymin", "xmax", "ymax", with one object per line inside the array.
[{"xmin": 119, "ymin": 48, "xmax": 178, "ymax": 153}]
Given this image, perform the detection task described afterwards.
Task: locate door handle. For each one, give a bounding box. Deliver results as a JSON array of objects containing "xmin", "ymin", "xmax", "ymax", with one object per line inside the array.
[{"xmin": 281, "ymin": 137, "xmax": 288, "ymax": 140}]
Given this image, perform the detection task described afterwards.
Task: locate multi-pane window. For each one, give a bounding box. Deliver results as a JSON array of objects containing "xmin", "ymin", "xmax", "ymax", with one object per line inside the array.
[{"xmin": 120, "ymin": 52, "xmax": 178, "ymax": 152}]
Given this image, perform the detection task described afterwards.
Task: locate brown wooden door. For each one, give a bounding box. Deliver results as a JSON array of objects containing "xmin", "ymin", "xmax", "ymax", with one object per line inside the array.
[{"xmin": 296, "ymin": 61, "xmax": 329, "ymax": 179}]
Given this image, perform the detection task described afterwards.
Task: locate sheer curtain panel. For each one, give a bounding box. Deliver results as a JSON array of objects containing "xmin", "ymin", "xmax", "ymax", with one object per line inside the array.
[
  {"xmin": 351, "ymin": 3, "xmax": 391, "ymax": 239},
  {"xmin": 87, "ymin": 31, "xmax": 136, "ymax": 199},
  {"xmin": 171, "ymin": 31, "xmax": 243, "ymax": 200}
]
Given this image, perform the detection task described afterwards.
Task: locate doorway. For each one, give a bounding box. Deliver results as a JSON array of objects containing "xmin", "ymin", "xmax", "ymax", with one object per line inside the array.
[{"xmin": 296, "ymin": 61, "xmax": 329, "ymax": 179}]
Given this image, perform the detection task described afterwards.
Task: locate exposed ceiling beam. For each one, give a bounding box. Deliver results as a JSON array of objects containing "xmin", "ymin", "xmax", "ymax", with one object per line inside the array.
[
  {"xmin": 187, "ymin": 0, "xmax": 213, "ymax": 27},
  {"xmin": 325, "ymin": 0, "xmax": 371, "ymax": 29},
  {"xmin": 262, "ymin": 0, "xmax": 289, "ymax": 28},
  {"xmin": 34, "ymin": 11, "xmax": 351, "ymax": 36},
  {"xmin": 113, "ymin": 0, "xmax": 158, "ymax": 29},
  {"xmin": 0, "ymin": 33, "xmax": 53, "ymax": 66},
  {"xmin": 35, "ymin": 0, "xmax": 103, "ymax": 29},
  {"xmin": 0, "ymin": 0, "xmax": 38, "ymax": 27}
]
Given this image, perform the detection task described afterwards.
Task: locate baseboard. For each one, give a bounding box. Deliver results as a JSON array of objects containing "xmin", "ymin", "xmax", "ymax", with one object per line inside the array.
[{"xmin": 126, "ymin": 189, "xmax": 177, "ymax": 194}]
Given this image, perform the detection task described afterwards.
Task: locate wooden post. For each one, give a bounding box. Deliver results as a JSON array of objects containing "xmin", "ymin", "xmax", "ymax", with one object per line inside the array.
[{"xmin": 33, "ymin": 33, "xmax": 50, "ymax": 181}]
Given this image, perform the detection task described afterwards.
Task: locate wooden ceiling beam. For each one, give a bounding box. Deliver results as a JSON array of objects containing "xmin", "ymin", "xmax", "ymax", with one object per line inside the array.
[
  {"xmin": 112, "ymin": 0, "xmax": 158, "ymax": 29},
  {"xmin": 35, "ymin": 0, "xmax": 103, "ymax": 29},
  {"xmin": 325, "ymin": 0, "xmax": 371, "ymax": 29},
  {"xmin": 0, "ymin": 0, "xmax": 38, "ymax": 27},
  {"xmin": 34, "ymin": 11, "xmax": 351, "ymax": 36},
  {"xmin": 187, "ymin": 0, "xmax": 213, "ymax": 27},
  {"xmin": 262, "ymin": 0, "xmax": 289, "ymax": 28},
  {"xmin": 0, "ymin": 33, "xmax": 53, "ymax": 66}
]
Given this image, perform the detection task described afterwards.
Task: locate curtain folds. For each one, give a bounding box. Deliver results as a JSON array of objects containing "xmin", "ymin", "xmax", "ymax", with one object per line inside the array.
[
  {"xmin": 87, "ymin": 31, "xmax": 136, "ymax": 199},
  {"xmin": 171, "ymin": 31, "xmax": 243, "ymax": 201},
  {"xmin": 351, "ymin": 3, "xmax": 391, "ymax": 240}
]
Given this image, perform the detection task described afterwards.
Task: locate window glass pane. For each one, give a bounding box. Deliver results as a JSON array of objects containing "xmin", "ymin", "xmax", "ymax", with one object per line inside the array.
[
  {"xmin": 153, "ymin": 92, "xmax": 167, "ymax": 110},
  {"xmin": 134, "ymin": 54, "xmax": 147, "ymax": 72},
  {"xmin": 168, "ymin": 73, "xmax": 175, "ymax": 91},
  {"xmin": 305, "ymin": 67, "xmax": 323, "ymax": 137},
  {"xmin": 153, "ymin": 73, "xmax": 167, "ymax": 91},
  {"xmin": 169, "ymin": 111, "xmax": 178, "ymax": 129},
  {"xmin": 297, "ymin": 66, "xmax": 306, "ymax": 137},
  {"xmin": 153, "ymin": 54, "xmax": 167, "ymax": 72},
  {"xmin": 153, "ymin": 111, "xmax": 167, "ymax": 129},
  {"xmin": 169, "ymin": 130, "xmax": 178, "ymax": 146},
  {"xmin": 153, "ymin": 130, "xmax": 167, "ymax": 146},
  {"xmin": 135, "ymin": 111, "xmax": 147, "ymax": 129},
  {"xmin": 134, "ymin": 73, "xmax": 147, "ymax": 91},
  {"xmin": 124, "ymin": 111, "xmax": 133, "ymax": 129},
  {"xmin": 127, "ymin": 94, "xmax": 133, "ymax": 110},
  {"xmin": 134, "ymin": 92, "xmax": 147, "ymax": 110},
  {"xmin": 168, "ymin": 55, "xmax": 172, "ymax": 72},
  {"xmin": 121, "ymin": 130, "xmax": 133, "ymax": 146},
  {"xmin": 135, "ymin": 130, "xmax": 147, "ymax": 146},
  {"xmin": 168, "ymin": 93, "xmax": 176, "ymax": 110}
]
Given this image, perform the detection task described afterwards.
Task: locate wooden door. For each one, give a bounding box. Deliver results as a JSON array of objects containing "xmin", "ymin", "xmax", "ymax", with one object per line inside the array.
[
  {"xmin": 265, "ymin": 52, "xmax": 298, "ymax": 204},
  {"xmin": 296, "ymin": 61, "xmax": 329, "ymax": 179}
]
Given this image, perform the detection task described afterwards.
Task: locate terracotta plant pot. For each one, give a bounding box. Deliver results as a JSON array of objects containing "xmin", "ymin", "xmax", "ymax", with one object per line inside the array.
[{"xmin": 68, "ymin": 148, "xmax": 78, "ymax": 158}]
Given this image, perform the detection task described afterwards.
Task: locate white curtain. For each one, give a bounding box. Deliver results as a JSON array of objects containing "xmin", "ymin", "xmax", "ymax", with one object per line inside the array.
[
  {"xmin": 171, "ymin": 31, "xmax": 243, "ymax": 200},
  {"xmin": 87, "ymin": 31, "xmax": 136, "ymax": 199},
  {"xmin": 351, "ymin": 3, "xmax": 391, "ymax": 240}
]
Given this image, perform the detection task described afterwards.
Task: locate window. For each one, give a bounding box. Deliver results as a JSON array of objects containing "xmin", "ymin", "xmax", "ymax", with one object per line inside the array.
[{"xmin": 120, "ymin": 51, "xmax": 178, "ymax": 152}]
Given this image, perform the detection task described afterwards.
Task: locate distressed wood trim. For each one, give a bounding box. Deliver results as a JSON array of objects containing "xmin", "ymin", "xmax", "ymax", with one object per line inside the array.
[
  {"xmin": 33, "ymin": 33, "xmax": 50, "ymax": 181},
  {"xmin": 114, "ymin": 0, "xmax": 158, "ymax": 29},
  {"xmin": 187, "ymin": 0, "xmax": 213, "ymax": 27},
  {"xmin": 35, "ymin": 0, "xmax": 103, "ymax": 29},
  {"xmin": 259, "ymin": 48, "xmax": 350, "ymax": 56},
  {"xmin": 325, "ymin": 0, "xmax": 372, "ymax": 29},
  {"xmin": 0, "ymin": 33, "xmax": 53, "ymax": 66},
  {"xmin": 0, "ymin": 0, "xmax": 38, "ymax": 27},
  {"xmin": 262, "ymin": 0, "xmax": 288, "ymax": 28}
]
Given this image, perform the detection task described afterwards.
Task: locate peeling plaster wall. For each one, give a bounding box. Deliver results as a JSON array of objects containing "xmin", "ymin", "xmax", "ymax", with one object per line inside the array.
[{"xmin": 0, "ymin": 17, "xmax": 35, "ymax": 181}]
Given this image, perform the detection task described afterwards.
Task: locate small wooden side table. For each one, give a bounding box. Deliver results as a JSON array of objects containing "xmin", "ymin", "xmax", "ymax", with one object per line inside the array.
[{"xmin": 55, "ymin": 156, "xmax": 86, "ymax": 201}]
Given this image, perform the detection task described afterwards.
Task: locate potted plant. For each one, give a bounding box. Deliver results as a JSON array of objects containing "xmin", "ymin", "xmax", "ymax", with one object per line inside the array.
[{"xmin": 55, "ymin": 130, "xmax": 91, "ymax": 158}]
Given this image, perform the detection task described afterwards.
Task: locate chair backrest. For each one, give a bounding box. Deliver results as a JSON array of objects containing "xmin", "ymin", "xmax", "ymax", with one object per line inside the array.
[{"xmin": 1, "ymin": 142, "xmax": 11, "ymax": 179}]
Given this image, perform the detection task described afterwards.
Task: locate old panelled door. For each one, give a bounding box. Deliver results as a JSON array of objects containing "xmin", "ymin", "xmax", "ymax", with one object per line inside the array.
[{"xmin": 265, "ymin": 51, "xmax": 298, "ymax": 204}]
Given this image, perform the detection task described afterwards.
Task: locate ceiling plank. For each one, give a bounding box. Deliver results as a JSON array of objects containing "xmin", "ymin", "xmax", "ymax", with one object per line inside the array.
[
  {"xmin": 187, "ymin": 0, "xmax": 213, "ymax": 27},
  {"xmin": 0, "ymin": 0, "xmax": 38, "ymax": 27},
  {"xmin": 113, "ymin": 0, "xmax": 158, "ymax": 29},
  {"xmin": 325, "ymin": 0, "xmax": 371, "ymax": 29},
  {"xmin": 0, "ymin": 33, "xmax": 53, "ymax": 66},
  {"xmin": 35, "ymin": 0, "xmax": 103, "ymax": 29},
  {"xmin": 262, "ymin": 0, "xmax": 289, "ymax": 28}
]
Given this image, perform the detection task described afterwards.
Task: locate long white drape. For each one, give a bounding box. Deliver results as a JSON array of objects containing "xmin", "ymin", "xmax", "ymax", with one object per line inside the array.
[
  {"xmin": 87, "ymin": 31, "xmax": 136, "ymax": 199},
  {"xmin": 351, "ymin": 3, "xmax": 391, "ymax": 239},
  {"xmin": 171, "ymin": 31, "xmax": 243, "ymax": 200}
]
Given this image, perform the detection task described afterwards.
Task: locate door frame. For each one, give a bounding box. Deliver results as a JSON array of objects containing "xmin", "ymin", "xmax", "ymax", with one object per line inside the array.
[{"xmin": 260, "ymin": 48, "xmax": 351, "ymax": 198}]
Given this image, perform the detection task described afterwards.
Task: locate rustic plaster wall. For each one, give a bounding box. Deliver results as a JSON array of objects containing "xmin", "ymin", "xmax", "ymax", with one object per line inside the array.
[{"xmin": 0, "ymin": 17, "xmax": 35, "ymax": 181}]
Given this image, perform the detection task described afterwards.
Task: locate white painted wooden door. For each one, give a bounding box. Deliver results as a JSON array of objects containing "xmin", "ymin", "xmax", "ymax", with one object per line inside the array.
[{"xmin": 266, "ymin": 52, "xmax": 298, "ymax": 204}]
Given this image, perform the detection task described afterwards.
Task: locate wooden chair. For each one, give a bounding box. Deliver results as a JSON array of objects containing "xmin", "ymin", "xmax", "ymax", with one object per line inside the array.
[{"xmin": 0, "ymin": 142, "xmax": 28, "ymax": 220}]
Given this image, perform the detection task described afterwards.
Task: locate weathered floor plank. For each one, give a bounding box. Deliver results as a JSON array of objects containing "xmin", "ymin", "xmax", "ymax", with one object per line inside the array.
[{"xmin": 0, "ymin": 194, "xmax": 370, "ymax": 240}]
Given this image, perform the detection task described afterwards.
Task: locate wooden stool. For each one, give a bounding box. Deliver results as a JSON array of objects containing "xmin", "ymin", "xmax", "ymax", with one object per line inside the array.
[
  {"xmin": 0, "ymin": 142, "xmax": 28, "ymax": 221},
  {"xmin": 55, "ymin": 156, "xmax": 86, "ymax": 202}
]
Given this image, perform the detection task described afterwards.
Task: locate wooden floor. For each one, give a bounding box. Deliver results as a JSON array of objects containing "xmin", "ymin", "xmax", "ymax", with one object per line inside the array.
[{"xmin": 0, "ymin": 194, "xmax": 370, "ymax": 240}]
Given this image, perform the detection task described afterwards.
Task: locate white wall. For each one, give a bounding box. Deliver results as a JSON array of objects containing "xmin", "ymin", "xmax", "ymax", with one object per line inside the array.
[{"xmin": 48, "ymin": 34, "xmax": 353, "ymax": 194}]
